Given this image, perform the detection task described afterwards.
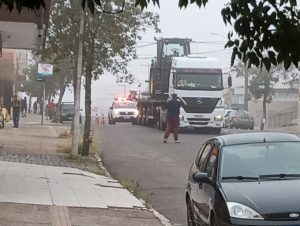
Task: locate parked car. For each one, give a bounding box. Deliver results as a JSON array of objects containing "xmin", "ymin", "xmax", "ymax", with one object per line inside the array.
[
  {"xmin": 108, "ymin": 98, "xmax": 138, "ymax": 125},
  {"xmin": 228, "ymin": 110, "xmax": 254, "ymax": 130},
  {"xmin": 186, "ymin": 132, "xmax": 300, "ymax": 226},
  {"xmin": 59, "ymin": 102, "xmax": 74, "ymax": 123},
  {"xmin": 59, "ymin": 102, "xmax": 82, "ymax": 124}
]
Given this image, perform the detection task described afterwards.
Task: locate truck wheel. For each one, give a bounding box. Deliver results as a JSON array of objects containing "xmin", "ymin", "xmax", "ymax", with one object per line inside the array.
[
  {"xmin": 132, "ymin": 119, "xmax": 137, "ymax": 125},
  {"xmin": 158, "ymin": 117, "xmax": 163, "ymax": 130},
  {"xmin": 212, "ymin": 128, "xmax": 221, "ymax": 134}
]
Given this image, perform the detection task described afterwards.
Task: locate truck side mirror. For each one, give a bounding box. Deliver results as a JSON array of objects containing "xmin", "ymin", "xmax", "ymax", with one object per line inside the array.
[{"xmin": 228, "ymin": 76, "xmax": 232, "ymax": 87}]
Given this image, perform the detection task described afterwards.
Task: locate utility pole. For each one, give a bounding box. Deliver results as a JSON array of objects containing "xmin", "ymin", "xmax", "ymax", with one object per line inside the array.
[
  {"xmin": 244, "ymin": 61, "xmax": 249, "ymax": 111},
  {"xmin": 71, "ymin": 9, "xmax": 84, "ymax": 156},
  {"xmin": 41, "ymin": 79, "xmax": 45, "ymax": 125}
]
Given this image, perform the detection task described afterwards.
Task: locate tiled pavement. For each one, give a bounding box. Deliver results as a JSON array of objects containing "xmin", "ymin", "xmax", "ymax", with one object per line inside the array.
[{"xmin": 0, "ymin": 114, "xmax": 169, "ymax": 226}]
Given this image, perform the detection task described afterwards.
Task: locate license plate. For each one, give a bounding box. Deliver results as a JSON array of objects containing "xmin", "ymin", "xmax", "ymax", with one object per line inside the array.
[
  {"xmin": 194, "ymin": 115, "xmax": 203, "ymax": 118},
  {"xmin": 123, "ymin": 116, "xmax": 130, "ymax": 119}
]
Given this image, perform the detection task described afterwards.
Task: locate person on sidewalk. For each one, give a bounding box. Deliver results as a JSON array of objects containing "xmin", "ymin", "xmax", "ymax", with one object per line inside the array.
[
  {"xmin": 49, "ymin": 99, "xmax": 55, "ymax": 120},
  {"xmin": 163, "ymin": 93, "xmax": 187, "ymax": 143},
  {"xmin": 95, "ymin": 114, "xmax": 100, "ymax": 126},
  {"xmin": 11, "ymin": 95, "xmax": 21, "ymax": 128},
  {"xmin": 33, "ymin": 101, "xmax": 37, "ymax": 114},
  {"xmin": 21, "ymin": 97, "xmax": 27, "ymax": 118}
]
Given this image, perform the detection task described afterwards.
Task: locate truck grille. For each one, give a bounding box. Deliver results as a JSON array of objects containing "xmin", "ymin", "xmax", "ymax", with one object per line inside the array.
[
  {"xmin": 189, "ymin": 121, "xmax": 209, "ymax": 125},
  {"xmin": 119, "ymin": 112, "xmax": 134, "ymax": 115},
  {"xmin": 187, "ymin": 118, "xmax": 210, "ymax": 126},
  {"xmin": 182, "ymin": 97, "xmax": 220, "ymax": 114}
]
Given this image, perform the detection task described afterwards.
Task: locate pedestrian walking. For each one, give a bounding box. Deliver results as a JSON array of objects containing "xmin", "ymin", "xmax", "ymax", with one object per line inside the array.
[
  {"xmin": 163, "ymin": 93, "xmax": 187, "ymax": 143},
  {"xmin": 95, "ymin": 114, "xmax": 100, "ymax": 126},
  {"xmin": 49, "ymin": 99, "xmax": 55, "ymax": 120},
  {"xmin": 11, "ymin": 95, "xmax": 21, "ymax": 128},
  {"xmin": 21, "ymin": 97, "xmax": 27, "ymax": 117},
  {"xmin": 101, "ymin": 114, "xmax": 105, "ymax": 125},
  {"xmin": 33, "ymin": 101, "xmax": 37, "ymax": 114}
]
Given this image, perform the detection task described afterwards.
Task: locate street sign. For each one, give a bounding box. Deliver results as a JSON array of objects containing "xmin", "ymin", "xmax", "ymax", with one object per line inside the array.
[
  {"xmin": 38, "ymin": 63, "xmax": 53, "ymax": 77},
  {"xmin": 36, "ymin": 73, "xmax": 45, "ymax": 82}
]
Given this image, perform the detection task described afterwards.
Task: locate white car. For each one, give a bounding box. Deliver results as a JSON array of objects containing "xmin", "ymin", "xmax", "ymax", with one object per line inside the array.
[{"xmin": 108, "ymin": 99, "xmax": 138, "ymax": 125}]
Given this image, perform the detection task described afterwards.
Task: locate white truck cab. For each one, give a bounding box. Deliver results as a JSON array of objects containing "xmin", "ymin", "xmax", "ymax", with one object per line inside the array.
[{"xmin": 168, "ymin": 56, "xmax": 225, "ymax": 133}]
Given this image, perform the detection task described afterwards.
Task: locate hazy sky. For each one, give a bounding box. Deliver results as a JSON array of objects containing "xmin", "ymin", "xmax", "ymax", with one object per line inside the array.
[{"xmin": 63, "ymin": 0, "xmax": 234, "ymax": 114}]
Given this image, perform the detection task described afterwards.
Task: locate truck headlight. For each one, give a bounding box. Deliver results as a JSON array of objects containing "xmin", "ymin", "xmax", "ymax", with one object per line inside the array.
[
  {"xmin": 214, "ymin": 115, "xmax": 223, "ymax": 121},
  {"xmin": 227, "ymin": 202, "xmax": 263, "ymax": 220},
  {"xmin": 179, "ymin": 115, "xmax": 184, "ymax": 121},
  {"xmin": 134, "ymin": 109, "xmax": 139, "ymax": 116},
  {"xmin": 113, "ymin": 109, "xmax": 120, "ymax": 115}
]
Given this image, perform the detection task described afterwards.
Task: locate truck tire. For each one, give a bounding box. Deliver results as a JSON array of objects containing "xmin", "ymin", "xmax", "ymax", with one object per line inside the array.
[
  {"xmin": 132, "ymin": 119, "xmax": 137, "ymax": 125},
  {"xmin": 212, "ymin": 128, "xmax": 221, "ymax": 134}
]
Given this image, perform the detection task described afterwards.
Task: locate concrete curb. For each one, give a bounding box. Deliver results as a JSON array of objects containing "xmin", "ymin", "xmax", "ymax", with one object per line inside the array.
[{"xmin": 94, "ymin": 153, "xmax": 174, "ymax": 226}]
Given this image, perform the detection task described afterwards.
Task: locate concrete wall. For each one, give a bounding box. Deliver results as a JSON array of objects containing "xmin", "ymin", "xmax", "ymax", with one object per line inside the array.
[{"xmin": 249, "ymin": 100, "xmax": 298, "ymax": 129}]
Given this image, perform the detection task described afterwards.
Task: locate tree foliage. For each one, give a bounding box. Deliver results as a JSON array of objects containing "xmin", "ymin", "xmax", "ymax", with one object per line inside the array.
[
  {"xmin": 249, "ymin": 66, "xmax": 280, "ymax": 102},
  {"xmin": 2, "ymin": 0, "xmax": 299, "ymax": 71}
]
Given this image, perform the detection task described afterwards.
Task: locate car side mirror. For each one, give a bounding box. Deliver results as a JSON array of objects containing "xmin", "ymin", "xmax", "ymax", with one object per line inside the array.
[
  {"xmin": 193, "ymin": 172, "xmax": 211, "ymax": 184},
  {"xmin": 109, "ymin": 107, "xmax": 113, "ymax": 110},
  {"xmin": 228, "ymin": 76, "xmax": 232, "ymax": 87}
]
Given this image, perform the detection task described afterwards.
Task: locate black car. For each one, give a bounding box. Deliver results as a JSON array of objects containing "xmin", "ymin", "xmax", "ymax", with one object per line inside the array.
[
  {"xmin": 186, "ymin": 132, "xmax": 300, "ymax": 226},
  {"xmin": 59, "ymin": 102, "xmax": 74, "ymax": 123}
]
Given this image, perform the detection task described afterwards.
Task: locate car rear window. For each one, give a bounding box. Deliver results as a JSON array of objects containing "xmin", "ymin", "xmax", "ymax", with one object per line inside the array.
[{"xmin": 62, "ymin": 104, "xmax": 74, "ymax": 110}]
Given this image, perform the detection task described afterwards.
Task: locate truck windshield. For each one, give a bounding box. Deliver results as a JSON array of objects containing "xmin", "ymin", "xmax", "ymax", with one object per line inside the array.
[
  {"xmin": 175, "ymin": 73, "xmax": 223, "ymax": 90},
  {"xmin": 163, "ymin": 43, "xmax": 185, "ymax": 57}
]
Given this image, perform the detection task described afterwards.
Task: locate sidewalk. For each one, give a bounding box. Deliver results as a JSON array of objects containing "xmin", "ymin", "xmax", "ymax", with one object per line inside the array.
[{"xmin": 0, "ymin": 114, "xmax": 169, "ymax": 226}]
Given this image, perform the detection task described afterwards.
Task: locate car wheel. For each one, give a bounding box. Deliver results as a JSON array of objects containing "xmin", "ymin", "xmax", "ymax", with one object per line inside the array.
[{"xmin": 187, "ymin": 200, "xmax": 196, "ymax": 226}]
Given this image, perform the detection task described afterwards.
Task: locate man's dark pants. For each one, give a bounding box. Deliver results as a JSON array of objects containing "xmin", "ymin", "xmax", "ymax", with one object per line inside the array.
[
  {"xmin": 164, "ymin": 116, "xmax": 180, "ymax": 141},
  {"xmin": 13, "ymin": 112, "xmax": 20, "ymax": 128}
]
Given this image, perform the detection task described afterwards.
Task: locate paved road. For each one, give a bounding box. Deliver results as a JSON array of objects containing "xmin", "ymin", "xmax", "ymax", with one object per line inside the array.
[{"xmin": 97, "ymin": 124, "xmax": 235, "ymax": 226}]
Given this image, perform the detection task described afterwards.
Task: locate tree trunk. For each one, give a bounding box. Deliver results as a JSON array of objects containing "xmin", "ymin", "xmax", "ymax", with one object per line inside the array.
[
  {"xmin": 82, "ymin": 68, "xmax": 92, "ymax": 156},
  {"xmin": 71, "ymin": 67, "xmax": 77, "ymax": 133},
  {"xmin": 261, "ymin": 96, "xmax": 267, "ymax": 131},
  {"xmin": 54, "ymin": 84, "xmax": 66, "ymax": 122}
]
